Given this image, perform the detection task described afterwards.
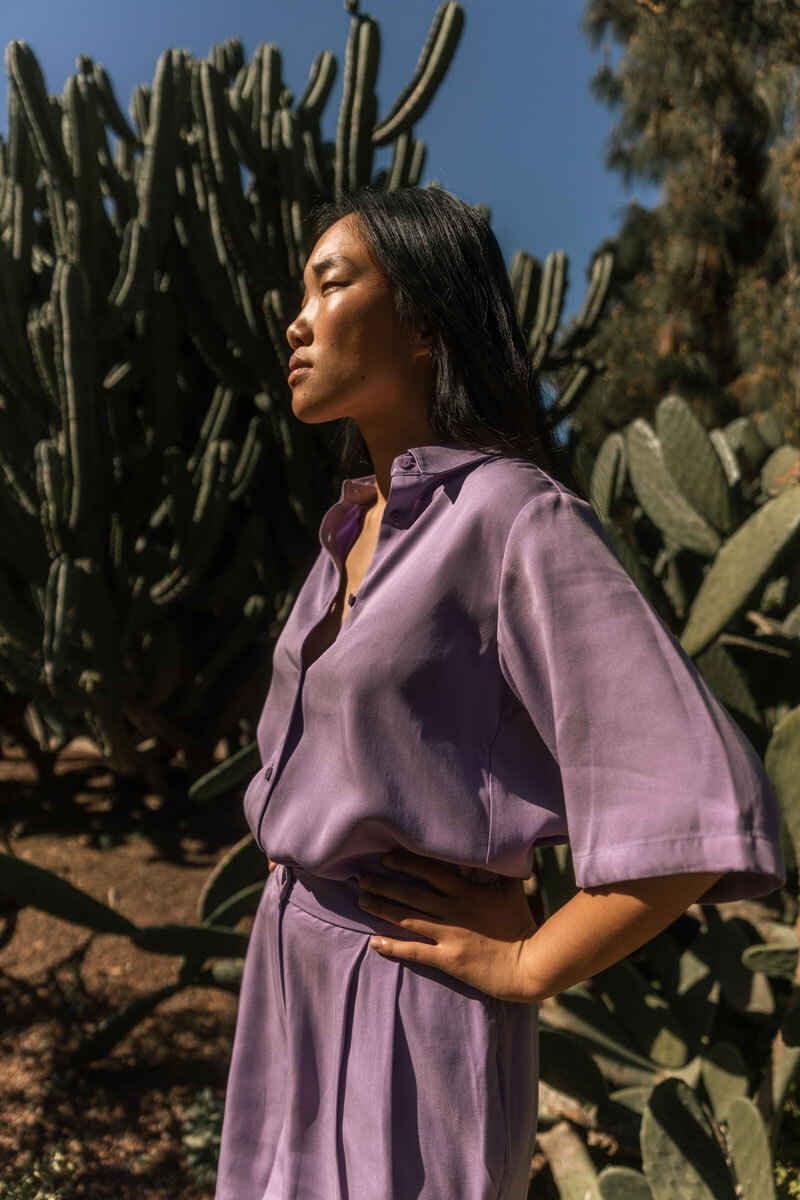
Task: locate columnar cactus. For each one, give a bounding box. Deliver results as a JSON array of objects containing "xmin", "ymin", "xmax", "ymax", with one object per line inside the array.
[{"xmin": 0, "ymin": 5, "xmax": 611, "ymax": 794}]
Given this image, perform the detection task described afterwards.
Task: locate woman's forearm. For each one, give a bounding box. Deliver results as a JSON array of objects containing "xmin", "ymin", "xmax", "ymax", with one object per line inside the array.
[{"xmin": 520, "ymin": 869, "xmax": 725, "ymax": 1003}]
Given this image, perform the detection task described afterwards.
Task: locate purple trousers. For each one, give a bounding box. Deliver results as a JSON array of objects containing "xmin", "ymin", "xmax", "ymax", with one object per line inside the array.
[{"xmin": 215, "ymin": 863, "xmax": 538, "ymax": 1199}]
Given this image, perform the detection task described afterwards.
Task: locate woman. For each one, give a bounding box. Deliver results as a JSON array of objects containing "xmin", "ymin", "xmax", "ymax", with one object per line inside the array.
[{"xmin": 215, "ymin": 185, "xmax": 785, "ymax": 1200}]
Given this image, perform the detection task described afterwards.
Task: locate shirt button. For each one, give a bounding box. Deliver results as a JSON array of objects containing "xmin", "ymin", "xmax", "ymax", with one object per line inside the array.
[
  {"xmin": 388, "ymin": 511, "xmax": 402, "ymax": 526},
  {"xmin": 398, "ymin": 454, "xmax": 415, "ymax": 470},
  {"xmin": 265, "ymin": 764, "xmax": 273, "ymax": 780},
  {"xmin": 347, "ymin": 593, "xmax": 356, "ymax": 606}
]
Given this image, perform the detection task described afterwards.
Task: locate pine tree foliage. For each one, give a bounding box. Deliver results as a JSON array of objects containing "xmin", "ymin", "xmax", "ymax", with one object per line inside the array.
[{"xmin": 572, "ymin": 0, "xmax": 800, "ymax": 457}]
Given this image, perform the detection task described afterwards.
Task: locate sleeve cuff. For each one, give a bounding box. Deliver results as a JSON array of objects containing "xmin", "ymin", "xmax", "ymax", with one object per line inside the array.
[{"xmin": 571, "ymin": 829, "xmax": 787, "ymax": 903}]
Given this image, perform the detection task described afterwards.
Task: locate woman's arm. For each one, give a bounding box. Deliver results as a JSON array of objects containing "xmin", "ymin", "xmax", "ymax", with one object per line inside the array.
[
  {"xmin": 519, "ymin": 869, "xmax": 724, "ymax": 1003},
  {"xmin": 356, "ymin": 851, "xmax": 725, "ymax": 1004}
]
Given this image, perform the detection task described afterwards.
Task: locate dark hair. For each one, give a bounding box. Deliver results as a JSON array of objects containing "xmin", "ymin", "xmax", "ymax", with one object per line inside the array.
[{"xmin": 305, "ymin": 184, "xmax": 585, "ymax": 497}]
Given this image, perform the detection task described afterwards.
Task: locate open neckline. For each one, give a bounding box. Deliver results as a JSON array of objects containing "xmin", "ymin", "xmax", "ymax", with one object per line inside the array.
[{"xmin": 303, "ymin": 502, "xmax": 375, "ymax": 672}]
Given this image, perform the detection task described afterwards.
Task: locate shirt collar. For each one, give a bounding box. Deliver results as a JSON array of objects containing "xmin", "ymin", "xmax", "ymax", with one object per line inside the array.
[
  {"xmin": 321, "ymin": 441, "xmax": 498, "ymax": 552},
  {"xmin": 345, "ymin": 440, "xmax": 498, "ymax": 496},
  {"xmin": 404, "ymin": 440, "xmax": 499, "ymax": 475}
]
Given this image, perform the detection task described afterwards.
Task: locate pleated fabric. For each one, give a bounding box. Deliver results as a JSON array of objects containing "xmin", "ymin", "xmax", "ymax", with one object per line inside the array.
[{"xmin": 215, "ymin": 864, "xmax": 538, "ymax": 1200}]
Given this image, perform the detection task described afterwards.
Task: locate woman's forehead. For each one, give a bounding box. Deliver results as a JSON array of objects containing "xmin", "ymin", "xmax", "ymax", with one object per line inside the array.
[
  {"xmin": 316, "ymin": 212, "xmax": 384, "ymax": 267},
  {"xmin": 311, "ymin": 213, "xmax": 362, "ymax": 256}
]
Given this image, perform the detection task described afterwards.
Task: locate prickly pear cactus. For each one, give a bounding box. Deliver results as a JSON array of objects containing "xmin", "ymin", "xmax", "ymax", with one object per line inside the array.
[{"xmin": 530, "ymin": 394, "xmax": 800, "ymax": 1197}]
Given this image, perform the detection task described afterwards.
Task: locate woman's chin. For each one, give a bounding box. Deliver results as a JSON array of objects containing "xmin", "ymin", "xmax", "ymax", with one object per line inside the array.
[{"xmin": 291, "ymin": 395, "xmax": 348, "ymax": 425}]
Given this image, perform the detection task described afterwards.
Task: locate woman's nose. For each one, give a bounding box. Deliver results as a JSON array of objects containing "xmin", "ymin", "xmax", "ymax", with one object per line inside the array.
[{"xmin": 286, "ymin": 318, "xmax": 311, "ymax": 349}]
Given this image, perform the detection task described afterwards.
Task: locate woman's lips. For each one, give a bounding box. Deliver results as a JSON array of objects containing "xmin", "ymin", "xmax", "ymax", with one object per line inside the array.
[{"xmin": 288, "ymin": 365, "xmax": 312, "ymax": 383}]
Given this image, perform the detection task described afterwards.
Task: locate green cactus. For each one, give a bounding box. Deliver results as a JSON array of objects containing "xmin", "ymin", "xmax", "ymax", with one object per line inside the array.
[
  {"xmin": 6, "ymin": 40, "xmax": 73, "ymax": 186},
  {"xmin": 187, "ymin": 741, "xmax": 262, "ymax": 804},
  {"xmin": 656, "ymin": 394, "xmax": 740, "ymax": 536},
  {"xmin": 680, "ymin": 483, "xmax": 800, "ymax": 658},
  {"xmin": 605, "ymin": 1086, "xmax": 652, "ymax": 1116},
  {"xmin": 17, "ymin": 15, "xmax": 800, "ymax": 1192},
  {"xmin": 740, "ymin": 942, "xmax": 799, "ymax": 980},
  {"xmin": 765, "ymin": 704, "xmax": 800, "ymax": 868},
  {"xmin": 598, "ymin": 1166, "xmax": 653, "ymax": 1199},
  {"xmin": 725, "ymin": 1097, "xmax": 777, "ymax": 1200},
  {"xmin": 538, "ymin": 1028, "xmax": 609, "ymax": 1108},
  {"xmin": 693, "ymin": 641, "xmax": 764, "ymax": 736},
  {"xmin": 723, "ymin": 416, "xmax": 771, "ymax": 471},
  {"xmin": 699, "ymin": 1042, "xmax": 750, "ymax": 1124},
  {"xmin": 595, "ymin": 960, "xmax": 689, "ymax": 1069},
  {"xmin": 760, "ymin": 444, "xmax": 800, "ymax": 497},
  {"xmin": 625, "ymin": 417, "xmax": 721, "ymax": 556},
  {"xmin": 589, "ymin": 431, "xmax": 626, "ymax": 520},
  {"xmin": 640, "ymin": 1077, "xmax": 737, "ymax": 1200},
  {"xmin": 196, "ymin": 831, "xmax": 268, "ymax": 922},
  {"xmin": 718, "ymin": 916, "xmax": 775, "ymax": 1016},
  {"xmin": 203, "ymin": 881, "xmax": 266, "ymax": 928},
  {"xmin": 207, "ymin": 957, "xmax": 245, "ymax": 991},
  {"xmin": 780, "ymin": 990, "xmax": 800, "ymax": 1047},
  {"xmin": 0, "ymin": 11, "xmax": 613, "ymax": 791},
  {"xmin": 708, "ymin": 426, "xmax": 742, "ymax": 488},
  {"xmin": 541, "ymin": 985, "xmax": 660, "ymax": 1087},
  {"xmin": 537, "ymin": 1121, "xmax": 604, "ymax": 1200},
  {"xmin": 370, "ymin": 2, "xmax": 463, "ymax": 146}
]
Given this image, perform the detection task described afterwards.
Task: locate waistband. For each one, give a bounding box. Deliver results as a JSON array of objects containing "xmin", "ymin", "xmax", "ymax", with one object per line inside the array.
[
  {"xmin": 274, "ymin": 863, "xmax": 428, "ymax": 939},
  {"xmin": 273, "ymin": 862, "xmax": 507, "ymax": 940}
]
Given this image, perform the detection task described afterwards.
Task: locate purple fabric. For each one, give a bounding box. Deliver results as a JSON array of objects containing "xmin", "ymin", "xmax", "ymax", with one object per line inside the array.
[{"xmin": 216, "ymin": 442, "xmax": 786, "ymax": 1199}]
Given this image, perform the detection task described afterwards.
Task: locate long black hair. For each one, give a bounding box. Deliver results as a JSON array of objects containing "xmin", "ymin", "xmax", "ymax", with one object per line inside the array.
[{"xmin": 305, "ymin": 184, "xmax": 585, "ymax": 498}]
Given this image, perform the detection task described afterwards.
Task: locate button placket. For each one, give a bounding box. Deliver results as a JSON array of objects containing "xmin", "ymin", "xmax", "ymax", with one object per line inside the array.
[{"xmin": 255, "ymin": 657, "xmax": 311, "ymax": 849}]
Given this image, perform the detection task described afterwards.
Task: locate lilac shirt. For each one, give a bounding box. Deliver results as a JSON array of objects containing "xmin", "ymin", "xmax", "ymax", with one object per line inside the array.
[{"xmin": 242, "ymin": 441, "xmax": 785, "ymax": 905}]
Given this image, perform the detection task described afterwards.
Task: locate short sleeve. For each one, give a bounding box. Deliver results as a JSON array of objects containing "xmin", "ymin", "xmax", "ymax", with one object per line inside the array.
[{"xmin": 496, "ymin": 488, "xmax": 786, "ymax": 904}]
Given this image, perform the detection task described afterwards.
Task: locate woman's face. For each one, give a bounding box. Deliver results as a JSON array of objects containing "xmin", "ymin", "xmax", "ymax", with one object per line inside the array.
[{"xmin": 285, "ymin": 214, "xmax": 431, "ymax": 432}]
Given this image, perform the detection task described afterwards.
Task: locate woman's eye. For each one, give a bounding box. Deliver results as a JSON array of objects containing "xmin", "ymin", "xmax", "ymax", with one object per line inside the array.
[{"xmin": 322, "ymin": 280, "xmax": 345, "ymax": 292}]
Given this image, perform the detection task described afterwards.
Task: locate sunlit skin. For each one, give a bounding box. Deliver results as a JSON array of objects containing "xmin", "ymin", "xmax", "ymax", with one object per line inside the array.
[
  {"xmin": 275, "ymin": 214, "xmax": 726, "ymax": 1005},
  {"xmin": 285, "ymin": 212, "xmax": 436, "ymax": 515}
]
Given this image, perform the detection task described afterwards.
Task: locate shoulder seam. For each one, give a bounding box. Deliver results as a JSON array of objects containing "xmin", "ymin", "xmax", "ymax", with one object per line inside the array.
[
  {"xmin": 528, "ymin": 464, "xmax": 571, "ymax": 499},
  {"xmin": 501, "ymin": 488, "xmax": 567, "ymax": 558}
]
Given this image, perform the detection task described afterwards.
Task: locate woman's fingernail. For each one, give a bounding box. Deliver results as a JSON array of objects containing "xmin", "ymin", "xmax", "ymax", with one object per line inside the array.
[{"xmin": 370, "ymin": 937, "xmax": 385, "ymax": 950}]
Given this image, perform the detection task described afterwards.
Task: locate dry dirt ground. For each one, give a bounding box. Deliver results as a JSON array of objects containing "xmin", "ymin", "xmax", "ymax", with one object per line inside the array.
[
  {"xmin": 0, "ymin": 739, "xmax": 568, "ymax": 1200},
  {"xmin": 0, "ymin": 737, "xmax": 253, "ymax": 1199}
]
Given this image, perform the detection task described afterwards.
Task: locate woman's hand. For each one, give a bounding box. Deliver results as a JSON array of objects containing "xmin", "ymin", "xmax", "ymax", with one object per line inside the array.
[{"xmin": 356, "ymin": 850, "xmax": 538, "ymax": 1004}]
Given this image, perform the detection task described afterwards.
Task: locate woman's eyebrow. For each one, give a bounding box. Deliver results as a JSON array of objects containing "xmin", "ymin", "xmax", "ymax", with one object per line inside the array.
[
  {"xmin": 309, "ymin": 252, "xmax": 357, "ymax": 278},
  {"xmin": 297, "ymin": 253, "xmax": 358, "ymax": 305}
]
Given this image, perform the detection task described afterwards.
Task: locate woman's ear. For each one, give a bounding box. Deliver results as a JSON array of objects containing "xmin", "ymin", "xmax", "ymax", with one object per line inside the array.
[{"xmin": 411, "ymin": 323, "xmax": 434, "ymax": 361}]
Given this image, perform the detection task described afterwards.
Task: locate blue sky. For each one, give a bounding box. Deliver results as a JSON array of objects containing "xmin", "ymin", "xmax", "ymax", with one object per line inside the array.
[{"xmin": 0, "ymin": 0, "xmax": 659, "ymax": 322}]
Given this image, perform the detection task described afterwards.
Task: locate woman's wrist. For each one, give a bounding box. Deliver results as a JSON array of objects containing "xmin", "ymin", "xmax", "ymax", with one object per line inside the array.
[{"xmin": 516, "ymin": 870, "xmax": 728, "ymax": 1003}]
